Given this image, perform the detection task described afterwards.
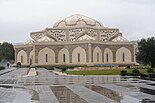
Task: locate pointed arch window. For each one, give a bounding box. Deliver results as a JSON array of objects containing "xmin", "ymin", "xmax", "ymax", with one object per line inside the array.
[
  {"xmin": 30, "ymin": 58, "xmax": 32, "ymax": 64},
  {"xmin": 78, "ymin": 53, "xmax": 80, "ymax": 62},
  {"xmin": 97, "ymin": 53, "xmax": 99, "ymax": 62},
  {"xmin": 122, "ymin": 53, "xmax": 125, "ymax": 62},
  {"xmin": 106, "ymin": 53, "xmax": 109, "ymax": 62},
  {"xmin": 63, "ymin": 54, "xmax": 66, "ymax": 63},
  {"xmin": 21, "ymin": 56, "xmax": 23, "ymax": 63},
  {"xmin": 46, "ymin": 54, "xmax": 48, "ymax": 63}
]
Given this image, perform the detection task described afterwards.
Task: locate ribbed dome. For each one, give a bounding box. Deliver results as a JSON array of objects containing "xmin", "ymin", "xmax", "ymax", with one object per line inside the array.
[{"xmin": 53, "ymin": 14, "xmax": 103, "ymax": 28}]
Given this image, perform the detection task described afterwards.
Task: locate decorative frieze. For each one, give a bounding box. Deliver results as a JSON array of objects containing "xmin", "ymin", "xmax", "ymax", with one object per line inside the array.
[
  {"xmin": 100, "ymin": 29, "xmax": 119, "ymax": 41},
  {"xmin": 30, "ymin": 31, "xmax": 45, "ymax": 41},
  {"xmin": 69, "ymin": 29, "xmax": 84, "ymax": 41},
  {"xmin": 47, "ymin": 29, "xmax": 66, "ymax": 41}
]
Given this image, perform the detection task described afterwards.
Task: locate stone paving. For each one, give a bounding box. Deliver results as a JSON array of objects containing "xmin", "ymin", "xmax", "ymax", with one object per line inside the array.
[
  {"xmin": 0, "ymin": 87, "xmax": 16, "ymax": 103},
  {"xmin": 0, "ymin": 67, "xmax": 155, "ymax": 103},
  {"xmin": 67, "ymin": 85, "xmax": 117, "ymax": 103},
  {"xmin": 32, "ymin": 86, "xmax": 59, "ymax": 103},
  {"xmin": 50, "ymin": 86, "xmax": 88, "ymax": 103}
]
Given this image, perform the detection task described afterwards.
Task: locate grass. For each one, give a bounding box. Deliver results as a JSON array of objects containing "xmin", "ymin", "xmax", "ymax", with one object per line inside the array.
[{"xmin": 64, "ymin": 69, "xmax": 148, "ymax": 75}]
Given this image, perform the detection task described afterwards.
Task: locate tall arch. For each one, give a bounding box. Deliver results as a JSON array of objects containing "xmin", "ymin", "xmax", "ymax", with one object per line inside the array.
[
  {"xmin": 38, "ymin": 47, "xmax": 55, "ymax": 64},
  {"xmin": 58, "ymin": 48, "xmax": 70, "ymax": 63},
  {"xmin": 72, "ymin": 46, "xmax": 86, "ymax": 64},
  {"xmin": 116, "ymin": 47, "xmax": 131, "ymax": 63},
  {"xmin": 104, "ymin": 48, "xmax": 113, "ymax": 63},
  {"xmin": 17, "ymin": 50, "xmax": 28, "ymax": 65},
  {"xmin": 93, "ymin": 46, "xmax": 102, "ymax": 63}
]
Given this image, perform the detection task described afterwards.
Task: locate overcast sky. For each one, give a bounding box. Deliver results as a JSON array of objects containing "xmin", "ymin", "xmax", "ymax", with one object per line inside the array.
[{"xmin": 0, "ymin": 0, "xmax": 155, "ymax": 43}]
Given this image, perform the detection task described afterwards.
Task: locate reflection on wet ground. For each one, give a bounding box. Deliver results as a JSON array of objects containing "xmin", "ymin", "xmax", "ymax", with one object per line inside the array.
[
  {"xmin": 140, "ymin": 87, "xmax": 155, "ymax": 95},
  {"xmin": 0, "ymin": 68, "xmax": 155, "ymax": 103},
  {"xmin": 85, "ymin": 85, "xmax": 122, "ymax": 102},
  {"xmin": 50, "ymin": 86, "xmax": 88, "ymax": 103},
  {"xmin": 148, "ymin": 83, "xmax": 155, "ymax": 86}
]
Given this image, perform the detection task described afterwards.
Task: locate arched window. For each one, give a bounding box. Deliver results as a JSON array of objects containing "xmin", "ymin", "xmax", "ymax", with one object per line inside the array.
[
  {"xmin": 106, "ymin": 53, "xmax": 108, "ymax": 62},
  {"xmin": 30, "ymin": 58, "xmax": 32, "ymax": 64},
  {"xmin": 63, "ymin": 54, "xmax": 66, "ymax": 63},
  {"xmin": 46, "ymin": 54, "xmax": 48, "ymax": 63},
  {"xmin": 21, "ymin": 56, "xmax": 23, "ymax": 63},
  {"xmin": 122, "ymin": 53, "xmax": 125, "ymax": 62},
  {"xmin": 78, "ymin": 53, "xmax": 80, "ymax": 62},
  {"xmin": 97, "ymin": 53, "xmax": 99, "ymax": 62}
]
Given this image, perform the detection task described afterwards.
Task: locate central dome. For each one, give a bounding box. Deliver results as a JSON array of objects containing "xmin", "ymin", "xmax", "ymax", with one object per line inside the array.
[{"xmin": 53, "ymin": 14, "xmax": 103, "ymax": 28}]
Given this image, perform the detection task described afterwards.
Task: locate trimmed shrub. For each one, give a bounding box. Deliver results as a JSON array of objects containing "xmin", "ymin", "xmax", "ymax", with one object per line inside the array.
[
  {"xmin": 120, "ymin": 70, "xmax": 127, "ymax": 76},
  {"xmin": 126, "ymin": 66, "xmax": 130, "ymax": 69},
  {"xmin": 61, "ymin": 68, "xmax": 67, "ymax": 71},
  {"xmin": 55, "ymin": 66, "xmax": 74, "ymax": 71},
  {"xmin": 0, "ymin": 66, "xmax": 5, "ymax": 70},
  {"xmin": 132, "ymin": 69, "xmax": 140, "ymax": 76},
  {"xmin": 147, "ymin": 68, "xmax": 154, "ymax": 73},
  {"xmin": 60, "ymin": 66, "xmax": 68, "ymax": 71},
  {"xmin": 45, "ymin": 67, "xmax": 55, "ymax": 70},
  {"xmin": 57, "ymin": 66, "xmax": 67, "ymax": 69}
]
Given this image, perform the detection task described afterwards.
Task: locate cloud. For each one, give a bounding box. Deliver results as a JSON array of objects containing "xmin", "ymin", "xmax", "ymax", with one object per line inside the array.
[
  {"xmin": 121, "ymin": 0, "xmax": 155, "ymax": 4},
  {"xmin": 0, "ymin": 0, "xmax": 155, "ymax": 43}
]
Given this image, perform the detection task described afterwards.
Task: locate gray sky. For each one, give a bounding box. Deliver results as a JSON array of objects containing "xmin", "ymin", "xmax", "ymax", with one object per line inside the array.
[{"xmin": 0, "ymin": 0, "xmax": 155, "ymax": 43}]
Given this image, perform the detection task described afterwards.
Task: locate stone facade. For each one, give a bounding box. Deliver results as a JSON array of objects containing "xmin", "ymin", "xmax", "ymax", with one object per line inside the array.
[{"xmin": 14, "ymin": 14, "xmax": 136, "ymax": 67}]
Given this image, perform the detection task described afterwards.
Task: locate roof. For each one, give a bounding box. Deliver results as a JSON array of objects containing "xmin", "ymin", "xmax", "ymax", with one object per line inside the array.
[{"xmin": 53, "ymin": 14, "xmax": 103, "ymax": 28}]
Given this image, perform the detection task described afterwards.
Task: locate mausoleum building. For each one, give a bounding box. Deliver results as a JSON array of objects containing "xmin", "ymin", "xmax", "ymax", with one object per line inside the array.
[{"xmin": 14, "ymin": 14, "xmax": 136, "ymax": 67}]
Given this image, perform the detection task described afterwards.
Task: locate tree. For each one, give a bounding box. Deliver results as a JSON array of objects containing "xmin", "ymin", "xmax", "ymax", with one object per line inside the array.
[
  {"xmin": 137, "ymin": 37, "xmax": 155, "ymax": 68},
  {"xmin": 0, "ymin": 43, "xmax": 4, "ymax": 61},
  {"xmin": 0, "ymin": 42, "xmax": 15, "ymax": 62}
]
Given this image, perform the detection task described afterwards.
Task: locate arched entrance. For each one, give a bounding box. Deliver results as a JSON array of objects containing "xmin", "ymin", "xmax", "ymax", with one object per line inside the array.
[{"xmin": 17, "ymin": 62, "xmax": 21, "ymax": 68}]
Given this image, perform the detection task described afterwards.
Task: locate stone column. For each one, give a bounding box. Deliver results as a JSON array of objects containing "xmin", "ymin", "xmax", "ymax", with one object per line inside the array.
[
  {"xmin": 14, "ymin": 49, "xmax": 17, "ymax": 64},
  {"xmin": 88, "ymin": 43, "xmax": 92, "ymax": 63},
  {"xmin": 34, "ymin": 45, "xmax": 38, "ymax": 64},
  {"xmin": 133, "ymin": 44, "xmax": 137, "ymax": 63},
  {"xmin": 33, "ymin": 45, "xmax": 36, "ymax": 66}
]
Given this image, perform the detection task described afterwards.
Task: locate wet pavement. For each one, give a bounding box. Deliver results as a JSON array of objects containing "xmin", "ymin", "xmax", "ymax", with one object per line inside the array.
[{"xmin": 0, "ymin": 67, "xmax": 155, "ymax": 103}]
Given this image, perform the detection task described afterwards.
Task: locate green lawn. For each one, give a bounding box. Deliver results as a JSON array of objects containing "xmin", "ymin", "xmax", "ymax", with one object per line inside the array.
[{"xmin": 64, "ymin": 69, "xmax": 148, "ymax": 75}]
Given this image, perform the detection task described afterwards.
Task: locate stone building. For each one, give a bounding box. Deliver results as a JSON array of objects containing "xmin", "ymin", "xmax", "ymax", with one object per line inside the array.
[{"xmin": 14, "ymin": 14, "xmax": 136, "ymax": 67}]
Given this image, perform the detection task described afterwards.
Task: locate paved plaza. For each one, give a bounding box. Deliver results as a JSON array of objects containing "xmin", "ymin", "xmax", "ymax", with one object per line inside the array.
[{"xmin": 0, "ymin": 68, "xmax": 155, "ymax": 103}]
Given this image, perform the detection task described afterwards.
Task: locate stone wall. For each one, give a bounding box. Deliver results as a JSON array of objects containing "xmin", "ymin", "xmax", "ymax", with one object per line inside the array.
[
  {"xmin": 15, "ymin": 42, "xmax": 136, "ymax": 67},
  {"xmin": 91, "ymin": 43, "xmax": 135, "ymax": 63},
  {"xmin": 34, "ymin": 43, "xmax": 89, "ymax": 64},
  {"xmin": 15, "ymin": 46, "xmax": 33, "ymax": 65}
]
